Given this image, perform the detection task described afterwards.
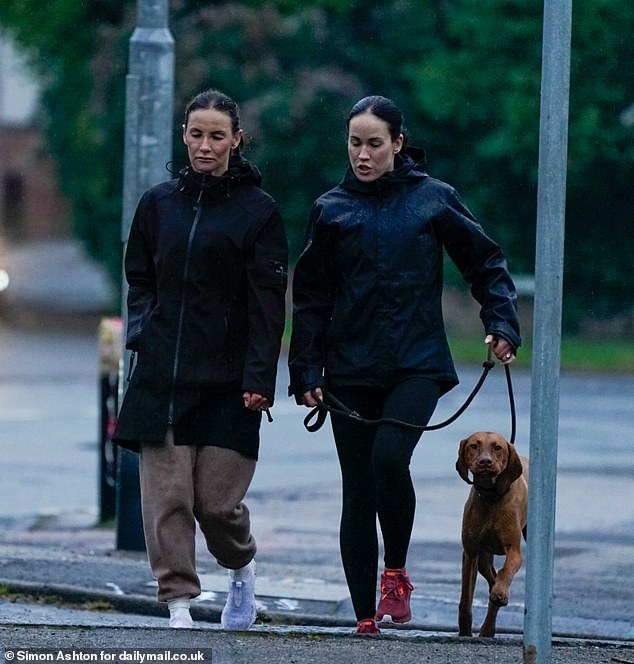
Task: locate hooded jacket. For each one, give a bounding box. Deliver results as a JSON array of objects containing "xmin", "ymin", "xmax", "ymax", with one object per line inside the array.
[
  {"xmin": 288, "ymin": 149, "xmax": 520, "ymax": 400},
  {"xmin": 113, "ymin": 157, "xmax": 288, "ymax": 451}
]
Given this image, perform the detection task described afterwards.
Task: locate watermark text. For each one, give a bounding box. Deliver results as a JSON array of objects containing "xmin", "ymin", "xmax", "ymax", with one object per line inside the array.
[{"xmin": 3, "ymin": 650, "xmax": 212, "ymax": 664}]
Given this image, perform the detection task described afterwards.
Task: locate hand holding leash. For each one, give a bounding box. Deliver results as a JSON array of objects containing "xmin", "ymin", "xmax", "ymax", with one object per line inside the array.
[
  {"xmin": 302, "ymin": 388, "xmax": 324, "ymax": 407},
  {"xmin": 485, "ymin": 334, "xmax": 516, "ymax": 365}
]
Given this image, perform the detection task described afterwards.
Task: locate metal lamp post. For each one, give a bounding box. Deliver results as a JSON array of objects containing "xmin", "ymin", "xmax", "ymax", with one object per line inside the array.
[
  {"xmin": 523, "ymin": 0, "xmax": 572, "ymax": 661},
  {"xmin": 116, "ymin": 0, "xmax": 174, "ymax": 551}
]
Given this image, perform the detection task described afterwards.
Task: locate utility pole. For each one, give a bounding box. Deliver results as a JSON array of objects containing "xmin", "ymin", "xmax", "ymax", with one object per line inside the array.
[
  {"xmin": 523, "ymin": 0, "xmax": 572, "ymax": 662},
  {"xmin": 116, "ymin": 0, "xmax": 174, "ymax": 551}
]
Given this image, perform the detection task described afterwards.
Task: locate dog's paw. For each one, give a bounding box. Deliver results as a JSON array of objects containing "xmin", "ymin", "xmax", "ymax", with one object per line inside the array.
[
  {"xmin": 479, "ymin": 623, "xmax": 496, "ymax": 638},
  {"xmin": 489, "ymin": 585, "xmax": 509, "ymax": 607},
  {"xmin": 458, "ymin": 625, "xmax": 473, "ymax": 637}
]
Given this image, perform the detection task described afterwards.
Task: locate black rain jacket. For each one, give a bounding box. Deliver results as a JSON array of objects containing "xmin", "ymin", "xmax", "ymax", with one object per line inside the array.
[
  {"xmin": 288, "ymin": 149, "xmax": 520, "ymax": 400},
  {"xmin": 113, "ymin": 158, "xmax": 288, "ymax": 451}
]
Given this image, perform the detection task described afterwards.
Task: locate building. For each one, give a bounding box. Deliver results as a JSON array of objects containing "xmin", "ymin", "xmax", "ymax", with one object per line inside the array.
[{"xmin": 0, "ymin": 34, "xmax": 69, "ymax": 240}]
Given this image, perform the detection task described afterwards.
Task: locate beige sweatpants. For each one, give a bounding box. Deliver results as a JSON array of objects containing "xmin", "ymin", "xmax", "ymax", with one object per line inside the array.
[{"xmin": 139, "ymin": 428, "xmax": 257, "ymax": 602}]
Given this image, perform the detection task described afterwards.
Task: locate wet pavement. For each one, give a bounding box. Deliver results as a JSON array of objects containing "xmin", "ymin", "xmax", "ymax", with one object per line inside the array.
[
  {"xmin": 1, "ymin": 527, "xmax": 633, "ymax": 664},
  {"xmin": 1, "ymin": 237, "xmax": 633, "ymax": 663}
]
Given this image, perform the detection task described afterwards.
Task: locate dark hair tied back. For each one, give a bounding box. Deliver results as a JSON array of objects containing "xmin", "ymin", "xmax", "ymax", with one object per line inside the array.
[
  {"xmin": 184, "ymin": 89, "xmax": 243, "ymax": 155},
  {"xmin": 348, "ymin": 95, "xmax": 407, "ymax": 145}
]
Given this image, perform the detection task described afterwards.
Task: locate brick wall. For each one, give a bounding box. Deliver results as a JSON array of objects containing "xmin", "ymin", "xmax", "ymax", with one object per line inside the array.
[{"xmin": 0, "ymin": 124, "xmax": 69, "ymax": 239}]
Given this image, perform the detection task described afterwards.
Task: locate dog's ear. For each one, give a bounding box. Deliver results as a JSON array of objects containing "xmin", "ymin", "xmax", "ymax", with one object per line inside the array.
[
  {"xmin": 495, "ymin": 442, "xmax": 524, "ymax": 496},
  {"xmin": 456, "ymin": 438, "xmax": 472, "ymax": 484}
]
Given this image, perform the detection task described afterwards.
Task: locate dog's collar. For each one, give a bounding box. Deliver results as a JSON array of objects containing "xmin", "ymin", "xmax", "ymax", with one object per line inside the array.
[{"xmin": 472, "ymin": 478, "xmax": 509, "ymax": 504}]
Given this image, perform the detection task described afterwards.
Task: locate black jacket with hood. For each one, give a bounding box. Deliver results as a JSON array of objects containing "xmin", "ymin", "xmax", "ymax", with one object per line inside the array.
[
  {"xmin": 113, "ymin": 157, "xmax": 288, "ymax": 452},
  {"xmin": 288, "ymin": 149, "xmax": 520, "ymax": 400}
]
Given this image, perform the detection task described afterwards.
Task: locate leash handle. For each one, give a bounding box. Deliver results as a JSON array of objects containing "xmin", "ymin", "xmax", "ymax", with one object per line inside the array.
[
  {"xmin": 303, "ymin": 390, "xmax": 362, "ymax": 432},
  {"xmin": 303, "ymin": 404, "xmax": 327, "ymax": 432}
]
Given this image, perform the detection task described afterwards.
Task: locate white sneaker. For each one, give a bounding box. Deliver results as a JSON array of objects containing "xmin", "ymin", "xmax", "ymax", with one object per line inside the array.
[
  {"xmin": 168, "ymin": 598, "xmax": 193, "ymax": 629},
  {"xmin": 220, "ymin": 560, "xmax": 256, "ymax": 630}
]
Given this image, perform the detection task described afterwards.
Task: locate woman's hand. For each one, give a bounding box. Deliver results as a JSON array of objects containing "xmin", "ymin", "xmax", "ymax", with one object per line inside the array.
[
  {"xmin": 485, "ymin": 334, "xmax": 516, "ymax": 365},
  {"xmin": 243, "ymin": 392, "xmax": 270, "ymax": 411},
  {"xmin": 302, "ymin": 388, "xmax": 324, "ymax": 407}
]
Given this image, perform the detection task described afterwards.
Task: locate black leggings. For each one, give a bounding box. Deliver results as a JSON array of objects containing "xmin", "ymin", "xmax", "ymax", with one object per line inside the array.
[{"xmin": 329, "ymin": 377, "xmax": 440, "ymax": 621}]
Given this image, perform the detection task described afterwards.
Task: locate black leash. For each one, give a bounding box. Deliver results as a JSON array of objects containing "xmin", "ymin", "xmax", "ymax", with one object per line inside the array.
[{"xmin": 303, "ymin": 349, "xmax": 517, "ymax": 444}]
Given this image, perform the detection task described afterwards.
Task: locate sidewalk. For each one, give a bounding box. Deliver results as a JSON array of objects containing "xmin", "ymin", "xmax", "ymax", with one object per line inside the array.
[
  {"xmin": 1, "ymin": 237, "xmax": 633, "ymax": 662},
  {"xmin": 1, "ymin": 524, "xmax": 633, "ymax": 664}
]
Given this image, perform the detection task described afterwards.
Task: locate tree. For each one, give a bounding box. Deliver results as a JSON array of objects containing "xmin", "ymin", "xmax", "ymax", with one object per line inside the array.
[
  {"xmin": 0, "ymin": 0, "xmax": 131, "ymax": 290},
  {"xmin": 1, "ymin": 0, "xmax": 632, "ymax": 330},
  {"xmin": 405, "ymin": 0, "xmax": 634, "ymax": 328}
]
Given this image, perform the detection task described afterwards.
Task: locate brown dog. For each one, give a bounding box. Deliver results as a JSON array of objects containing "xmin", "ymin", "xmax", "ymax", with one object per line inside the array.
[{"xmin": 456, "ymin": 431, "xmax": 528, "ymax": 637}]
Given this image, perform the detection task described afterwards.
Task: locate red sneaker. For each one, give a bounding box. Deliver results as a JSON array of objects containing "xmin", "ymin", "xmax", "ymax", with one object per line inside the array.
[
  {"xmin": 355, "ymin": 618, "xmax": 380, "ymax": 635},
  {"xmin": 375, "ymin": 569, "xmax": 414, "ymax": 623}
]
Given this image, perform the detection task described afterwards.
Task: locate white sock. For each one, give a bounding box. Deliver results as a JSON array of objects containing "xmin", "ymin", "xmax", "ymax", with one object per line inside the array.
[
  {"xmin": 230, "ymin": 560, "xmax": 255, "ymax": 580},
  {"xmin": 168, "ymin": 598, "xmax": 193, "ymax": 628}
]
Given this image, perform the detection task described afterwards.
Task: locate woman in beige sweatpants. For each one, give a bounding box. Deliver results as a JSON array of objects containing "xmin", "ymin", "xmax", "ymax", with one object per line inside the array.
[
  {"xmin": 112, "ymin": 89, "xmax": 288, "ymax": 630},
  {"xmin": 140, "ymin": 429, "xmax": 256, "ymax": 601}
]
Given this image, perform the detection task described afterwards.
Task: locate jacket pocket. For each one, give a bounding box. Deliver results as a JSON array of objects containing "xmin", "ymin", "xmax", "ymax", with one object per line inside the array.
[{"xmin": 261, "ymin": 258, "xmax": 288, "ymax": 289}]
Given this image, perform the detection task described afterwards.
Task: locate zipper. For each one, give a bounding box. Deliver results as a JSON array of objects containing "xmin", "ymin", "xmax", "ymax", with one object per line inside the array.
[
  {"xmin": 126, "ymin": 351, "xmax": 136, "ymax": 382},
  {"xmin": 167, "ymin": 184, "xmax": 205, "ymax": 425}
]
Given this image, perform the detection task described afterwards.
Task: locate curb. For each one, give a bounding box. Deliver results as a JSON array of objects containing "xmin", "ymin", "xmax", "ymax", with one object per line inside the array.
[
  {"xmin": 3, "ymin": 578, "xmax": 634, "ymax": 651},
  {"xmin": 0, "ymin": 579, "xmax": 352, "ymax": 629}
]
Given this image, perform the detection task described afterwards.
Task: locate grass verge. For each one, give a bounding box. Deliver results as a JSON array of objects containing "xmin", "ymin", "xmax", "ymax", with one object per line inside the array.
[{"xmin": 448, "ymin": 336, "xmax": 634, "ymax": 373}]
